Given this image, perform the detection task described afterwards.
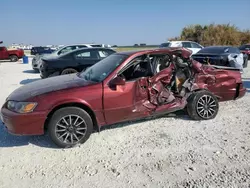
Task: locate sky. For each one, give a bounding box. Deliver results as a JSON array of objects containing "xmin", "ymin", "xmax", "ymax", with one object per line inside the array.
[{"xmin": 0, "ymin": 0, "xmax": 249, "ymax": 46}]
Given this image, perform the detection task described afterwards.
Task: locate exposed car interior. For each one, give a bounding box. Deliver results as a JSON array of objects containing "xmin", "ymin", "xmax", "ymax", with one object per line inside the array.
[
  {"xmin": 119, "ymin": 54, "xmax": 172, "ymax": 81},
  {"xmin": 117, "ymin": 52, "xmax": 191, "ymax": 95}
]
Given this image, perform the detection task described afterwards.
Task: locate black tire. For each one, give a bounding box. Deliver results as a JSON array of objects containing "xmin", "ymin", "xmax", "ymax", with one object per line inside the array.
[
  {"xmin": 187, "ymin": 90, "xmax": 219, "ymax": 120},
  {"xmin": 61, "ymin": 68, "xmax": 77, "ymax": 75},
  {"xmin": 9, "ymin": 55, "xmax": 18, "ymax": 62},
  {"xmin": 48, "ymin": 107, "xmax": 93, "ymax": 148},
  {"xmin": 243, "ymin": 59, "xmax": 248, "ymax": 68}
]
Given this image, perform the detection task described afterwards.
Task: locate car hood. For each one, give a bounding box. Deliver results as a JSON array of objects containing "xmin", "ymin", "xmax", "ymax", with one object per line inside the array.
[{"xmin": 7, "ymin": 74, "xmax": 95, "ymax": 101}]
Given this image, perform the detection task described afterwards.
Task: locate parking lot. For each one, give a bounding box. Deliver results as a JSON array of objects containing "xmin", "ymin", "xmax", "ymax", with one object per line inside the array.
[{"xmin": 0, "ymin": 59, "xmax": 250, "ymax": 188}]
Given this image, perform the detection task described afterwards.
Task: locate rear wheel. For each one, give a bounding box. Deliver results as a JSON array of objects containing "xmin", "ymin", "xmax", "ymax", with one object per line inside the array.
[
  {"xmin": 61, "ymin": 68, "xmax": 77, "ymax": 75},
  {"xmin": 187, "ymin": 90, "xmax": 219, "ymax": 120},
  {"xmin": 9, "ymin": 55, "xmax": 18, "ymax": 62},
  {"xmin": 48, "ymin": 107, "xmax": 93, "ymax": 148}
]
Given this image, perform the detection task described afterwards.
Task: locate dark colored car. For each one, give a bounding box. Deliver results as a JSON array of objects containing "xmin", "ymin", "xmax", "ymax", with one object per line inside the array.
[
  {"xmin": 191, "ymin": 46, "xmax": 248, "ymax": 70},
  {"xmin": 31, "ymin": 46, "xmax": 55, "ymax": 56},
  {"xmin": 32, "ymin": 44, "xmax": 92, "ymax": 72},
  {"xmin": 1, "ymin": 48, "xmax": 246, "ymax": 148},
  {"xmin": 0, "ymin": 46, "xmax": 24, "ymax": 62},
  {"xmin": 40, "ymin": 47, "xmax": 116, "ymax": 79},
  {"xmin": 239, "ymin": 44, "xmax": 250, "ymax": 60}
]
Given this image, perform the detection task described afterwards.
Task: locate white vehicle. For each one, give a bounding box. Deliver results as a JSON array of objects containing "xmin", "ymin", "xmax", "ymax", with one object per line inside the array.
[{"xmin": 159, "ymin": 41, "xmax": 204, "ymax": 54}]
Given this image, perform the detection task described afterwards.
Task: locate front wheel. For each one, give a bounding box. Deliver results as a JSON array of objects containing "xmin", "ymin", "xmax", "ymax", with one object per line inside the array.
[
  {"xmin": 61, "ymin": 68, "xmax": 77, "ymax": 75},
  {"xmin": 187, "ymin": 90, "xmax": 219, "ymax": 120},
  {"xmin": 48, "ymin": 107, "xmax": 93, "ymax": 148},
  {"xmin": 9, "ymin": 55, "xmax": 18, "ymax": 62}
]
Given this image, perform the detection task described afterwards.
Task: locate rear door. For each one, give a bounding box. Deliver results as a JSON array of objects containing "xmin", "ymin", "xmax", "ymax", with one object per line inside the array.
[{"xmin": 73, "ymin": 49, "xmax": 100, "ymax": 71}]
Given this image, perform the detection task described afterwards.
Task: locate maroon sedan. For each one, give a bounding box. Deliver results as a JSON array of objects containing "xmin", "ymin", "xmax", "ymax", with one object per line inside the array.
[{"xmin": 0, "ymin": 48, "xmax": 246, "ymax": 148}]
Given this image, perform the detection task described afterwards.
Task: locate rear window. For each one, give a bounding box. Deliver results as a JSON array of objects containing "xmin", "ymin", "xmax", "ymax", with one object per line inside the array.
[{"xmin": 197, "ymin": 47, "xmax": 227, "ymax": 54}]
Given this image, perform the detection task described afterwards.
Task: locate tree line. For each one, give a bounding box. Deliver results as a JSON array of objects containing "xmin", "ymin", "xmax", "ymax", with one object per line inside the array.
[{"xmin": 169, "ymin": 23, "xmax": 250, "ymax": 46}]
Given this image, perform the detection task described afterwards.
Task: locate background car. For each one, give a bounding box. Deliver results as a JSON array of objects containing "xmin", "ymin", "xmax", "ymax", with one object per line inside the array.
[
  {"xmin": 239, "ymin": 44, "xmax": 250, "ymax": 60},
  {"xmin": 0, "ymin": 46, "xmax": 24, "ymax": 62},
  {"xmin": 32, "ymin": 44, "xmax": 95, "ymax": 71},
  {"xmin": 191, "ymin": 46, "xmax": 248, "ymax": 70},
  {"xmin": 31, "ymin": 46, "xmax": 55, "ymax": 56},
  {"xmin": 40, "ymin": 47, "xmax": 116, "ymax": 78},
  {"xmin": 159, "ymin": 41, "xmax": 203, "ymax": 54}
]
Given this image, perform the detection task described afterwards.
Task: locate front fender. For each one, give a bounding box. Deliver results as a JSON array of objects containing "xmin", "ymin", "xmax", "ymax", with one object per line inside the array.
[{"xmin": 47, "ymin": 98, "xmax": 93, "ymax": 113}]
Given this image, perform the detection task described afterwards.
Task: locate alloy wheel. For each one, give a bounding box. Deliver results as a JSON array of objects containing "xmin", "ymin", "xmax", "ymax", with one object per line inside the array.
[
  {"xmin": 196, "ymin": 95, "xmax": 217, "ymax": 119},
  {"xmin": 55, "ymin": 115, "xmax": 87, "ymax": 144}
]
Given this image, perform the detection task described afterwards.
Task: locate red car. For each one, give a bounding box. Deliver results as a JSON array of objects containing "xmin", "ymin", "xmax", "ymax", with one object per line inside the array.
[
  {"xmin": 0, "ymin": 46, "xmax": 24, "ymax": 62},
  {"xmin": 0, "ymin": 48, "xmax": 246, "ymax": 148},
  {"xmin": 239, "ymin": 44, "xmax": 250, "ymax": 60}
]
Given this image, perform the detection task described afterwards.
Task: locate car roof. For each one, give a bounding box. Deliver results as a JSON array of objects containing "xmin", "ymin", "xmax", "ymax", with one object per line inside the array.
[
  {"xmin": 61, "ymin": 43, "xmax": 96, "ymax": 47},
  {"xmin": 169, "ymin": 40, "xmax": 195, "ymax": 43},
  {"xmin": 116, "ymin": 48, "xmax": 182, "ymax": 56},
  {"xmin": 61, "ymin": 47, "xmax": 115, "ymax": 56},
  {"xmin": 202, "ymin": 46, "xmax": 232, "ymax": 49}
]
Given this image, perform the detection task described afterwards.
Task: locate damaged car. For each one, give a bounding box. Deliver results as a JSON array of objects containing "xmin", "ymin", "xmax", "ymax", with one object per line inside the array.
[{"xmin": 0, "ymin": 48, "xmax": 246, "ymax": 148}]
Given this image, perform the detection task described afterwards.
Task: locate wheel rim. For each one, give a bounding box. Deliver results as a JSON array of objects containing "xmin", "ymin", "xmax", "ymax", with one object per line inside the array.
[
  {"xmin": 11, "ymin": 57, "xmax": 17, "ymax": 61},
  {"xmin": 63, "ymin": 70, "xmax": 76, "ymax": 74},
  {"xmin": 196, "ymin": 95, "xmax": 217, "ymax": 119},
  {"xmin": 55, "ymin": 115, "xmax": 87, "ymax": 144}
]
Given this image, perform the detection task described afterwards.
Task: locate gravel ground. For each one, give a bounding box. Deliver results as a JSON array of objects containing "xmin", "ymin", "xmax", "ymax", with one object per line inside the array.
[{"xmin": 0, "ymin": 59, "xmax": 250, "ymax": 188}]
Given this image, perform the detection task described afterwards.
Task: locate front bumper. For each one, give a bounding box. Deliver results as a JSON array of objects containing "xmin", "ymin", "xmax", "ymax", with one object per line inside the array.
[
  {"xmin": 40, "ymin": 67, "xmax": 60, "ymax": 79},
  {"xmin": 1, "ymin": 107, "xmax": 47, "ymax": 135}
]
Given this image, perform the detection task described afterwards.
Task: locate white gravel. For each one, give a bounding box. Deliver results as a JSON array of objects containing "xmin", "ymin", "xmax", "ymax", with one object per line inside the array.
[{"xmin": 0, "ymin": 59, "xmax": 250, "ymax": 188}]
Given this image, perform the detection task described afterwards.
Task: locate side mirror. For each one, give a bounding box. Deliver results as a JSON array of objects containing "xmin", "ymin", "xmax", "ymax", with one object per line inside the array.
[{"xmin": 109, "ymin": 76, "xmax": 125, "ymax": 86}]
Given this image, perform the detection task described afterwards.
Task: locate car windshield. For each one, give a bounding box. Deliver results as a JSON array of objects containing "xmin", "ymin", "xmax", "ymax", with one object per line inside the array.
[
  {"xmin": 160, "ymin": 42, "xmax": 170, "ymax": 47},
  {"xmin": 79, "ymin": 54, "xmax": 128, "ymax": 82}
]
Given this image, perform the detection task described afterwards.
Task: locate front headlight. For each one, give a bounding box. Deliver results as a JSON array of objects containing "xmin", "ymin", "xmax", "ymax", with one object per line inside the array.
[{"xmin": 7, "ymin": 101, "xmax": 37, "ymax": 113}]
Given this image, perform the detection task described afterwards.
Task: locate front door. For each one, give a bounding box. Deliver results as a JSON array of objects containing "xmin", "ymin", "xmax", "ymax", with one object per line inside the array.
[{"xmin": 103, "ymin": 76, "xmax": 149, "ymax": 125}]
